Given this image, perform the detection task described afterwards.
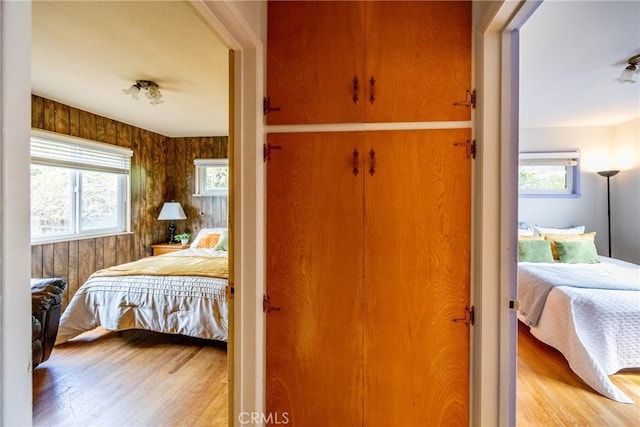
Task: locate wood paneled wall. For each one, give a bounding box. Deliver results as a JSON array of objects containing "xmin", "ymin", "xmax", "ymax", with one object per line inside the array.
[
  {"xmin": 166, "ymin": 137, "xmax": 229, "ymax": 234},
  {"xmin": 30, "ymin": 95, "xmax": 228, "ymax": 309}
]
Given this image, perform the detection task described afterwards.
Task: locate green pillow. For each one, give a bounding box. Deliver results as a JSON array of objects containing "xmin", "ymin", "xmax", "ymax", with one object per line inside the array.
[
  {"xmin": 518, "ymin": 240, "xmax": 554, "ymax": 263},
  {"xmin": 555, "ymin": 241, "xmax": 600, "ymax": 263},
  {"xmin": 213, "ymin": 229, "xmax": 228, "ymax": 251}
]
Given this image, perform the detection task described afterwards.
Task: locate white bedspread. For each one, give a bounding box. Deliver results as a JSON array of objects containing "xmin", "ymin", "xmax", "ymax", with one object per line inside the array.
[
  {"xmin": 519, "ymin": 259, "xmax": 639, "ymax": 326},
  {"xmin": 56, "ymin": 248, "xmax": 228, "ymax": 344},
  {"xmin": 518, "ymin": 257, "xmax": 640, "ymax": 404}
]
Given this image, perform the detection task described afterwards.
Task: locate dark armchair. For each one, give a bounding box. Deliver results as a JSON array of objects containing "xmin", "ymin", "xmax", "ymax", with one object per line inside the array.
[{"xmin": 31, "ymin": 278, "xmax": 66, "ymax": 369}]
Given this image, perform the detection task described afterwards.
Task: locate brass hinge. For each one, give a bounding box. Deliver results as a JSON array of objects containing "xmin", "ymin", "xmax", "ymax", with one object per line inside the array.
[
  {"xmin": 452, "ymin": 306, "xmax": 475, "ymax": 326},
  {"xmin": 509, "ymin": 300, "xmax": 520, "ymax": 311},
  {"xmin": 263, "ymin": 295, "xmax": 281, "ymax": 313},
  {"xmin": 453, "ymin": 139, "xmax": 476, "ymax": 159},
  {"xmin": 263, "ymin": 96, "xmax": 281, "ymax": 115},
  {"xmin": 226, "ymin": 284, "xmax": 234, "ymax": 300},
  {"xmin": 453, "ymin": 89, "xmax": 477, "ymax": 109},
  {"xmin": 263, "ymin": 143, "xmax": 282, "ymax": 161}
]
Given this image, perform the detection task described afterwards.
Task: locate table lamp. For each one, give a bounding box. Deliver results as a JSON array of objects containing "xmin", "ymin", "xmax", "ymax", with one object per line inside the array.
[{"xmin": 157, "ymin": 202, "xmax": 187, "ymax": 243}]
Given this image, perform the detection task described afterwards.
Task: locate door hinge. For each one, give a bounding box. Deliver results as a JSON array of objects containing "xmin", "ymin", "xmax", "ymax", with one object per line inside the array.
[
  {"xmin": 263, "ymin": 294, "xmax": 281, "ymax": 313},
  {"xmin": 263, "ymin": 96, "xmax": 281, "ymax": 115},
  {"xmin": 453, "ymin": 89, "xmax": 477, "ymax": 109},
  {"xmin": 263, "ymin": 143, "xmax": 282, "ymax": 161},
  {"xmin": 509, "ymin": 300, "xmax": 520, "ymax": 311},
  {"xmin": 452, "ymin": 306, "xmax": 475, "ymax": 326},
  {"xmin": 453, "ymin": 139, "xmax": 476, "ymax": 159},
  {"xmin": 226, "ymin": 284, "xmax": 234, "ymax": 300}
]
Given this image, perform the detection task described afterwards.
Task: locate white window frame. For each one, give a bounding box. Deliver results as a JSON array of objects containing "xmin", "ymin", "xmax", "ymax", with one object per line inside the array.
[
  {"xmin": 30, "ymin": 129, "xmax": 132, "ymax": 243},
  {"xmin": 518, "ymin": 151, "xmax": 580, "ymax": 198},
  {"xmin": 194, "ymin": 158, "xmax": 229, "ymax": 196}
]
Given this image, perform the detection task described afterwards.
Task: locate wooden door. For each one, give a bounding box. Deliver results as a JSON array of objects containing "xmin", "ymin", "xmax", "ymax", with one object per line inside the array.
[
  {"xmin": 266, "ymin": 132, "xmax": 365, "ymax": 426},
  {"xmin": 266, "ymin": 1, "xmax": 365, "ymax": 125},
  {"xmin": 363, "ymin": 129, "xmax": 472, "ymax": 426},
  {"xmin": 364, "ymin": 1, "xmax": 472, "ymax": 123}
]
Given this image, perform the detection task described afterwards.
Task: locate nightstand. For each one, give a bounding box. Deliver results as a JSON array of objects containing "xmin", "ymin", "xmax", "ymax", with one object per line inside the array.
[{"xmin": 151, "ymin": 243, "xmax": 190, "ymax": 256}]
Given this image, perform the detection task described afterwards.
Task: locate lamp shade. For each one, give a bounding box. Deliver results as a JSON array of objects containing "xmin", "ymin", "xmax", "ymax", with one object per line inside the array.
[
  {"xmin": 597, "ymin": 170, "xmax": 620, "ymax": 178},
  {"xmin": 619, "ymin": 66, "xmax": 637, "ymax": 84},
  {"xmin": 157, "ymin": 202, "xmax": 187, "ymax": 220}
]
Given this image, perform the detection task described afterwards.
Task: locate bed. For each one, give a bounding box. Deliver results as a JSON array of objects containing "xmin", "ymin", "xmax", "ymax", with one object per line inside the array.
[
  {"xmin": 518, "ymin": 255, "xmax": 640, "ymax": 403},
  {"xmin": 56, "ymin": 229, "xmax": 229, "ymax": 345}
]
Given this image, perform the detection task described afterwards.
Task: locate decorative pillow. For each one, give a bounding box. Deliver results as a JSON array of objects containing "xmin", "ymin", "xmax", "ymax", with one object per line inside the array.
[
  {"xmin": 191, "ymin": 227, "xmax": 227, "ymax": 247},
  {"xmin": 555, "ymin": 241, "xmax": 600, "ymax": 264},
  {"xmin": 518, "ymin": 228, "xmax": 535, "ymax": 237},
  {"xmin": 518, "ymin": 240, "xmax": 554, "ymax": 263},
  {"xmin": 193, "ymin": 233, "xmax": 220, "ymax": 249},
  {"xmin": 544, "ymin": 232, "xmax": 596, "ymax": 260},
  {"xmin": 518, "ymin": 222, "xmax": 535, "ymax": 236},
  {"xmin": 533, "ymin": 225, "xmax": 585, "ymax": 235},
  {"xmin": 213, "ymin": 229, "xmax": 228, "ymax": 251},
  {"xmin": 518, "ymin": 235, "xmax": 544, "ymax": 241}
]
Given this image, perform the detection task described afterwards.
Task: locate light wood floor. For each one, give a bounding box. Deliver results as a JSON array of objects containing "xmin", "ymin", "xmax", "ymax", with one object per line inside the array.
[
  {"xmin": 34, "ymin": 324, "xmax": 639, "ymax": 426},
  {"xmin": 517, "ymin": 321, "xmax": 640, "ymax": 426},
  {"xmin": 33, "ymin": 328, "xmax": 228, "ymax": 427}
]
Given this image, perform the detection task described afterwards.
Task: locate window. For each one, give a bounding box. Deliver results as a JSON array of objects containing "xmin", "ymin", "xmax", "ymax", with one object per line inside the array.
[
  {"xmin": 194, "ymin": 158, "xmax": 229, "ymax": 196},
  {"xmin": 518, "ymin": 151, "xmax": 580, "ymax": 197},
  {"xmin": 30, "ymin": 129, "xmax": 133, "ymax": 243}
]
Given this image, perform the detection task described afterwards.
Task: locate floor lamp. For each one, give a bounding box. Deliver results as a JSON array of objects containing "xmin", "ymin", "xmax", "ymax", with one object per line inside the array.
[{"xmin": 597, "ymin": 170, "xmax": 619, "ymax": 257}]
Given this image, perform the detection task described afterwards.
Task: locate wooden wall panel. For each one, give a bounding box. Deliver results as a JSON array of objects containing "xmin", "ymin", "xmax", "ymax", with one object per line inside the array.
[
  {"xmin": 32, "ymin": 96, "xmax": 44, "ymax": 129},
  {"xmin": 78, "ymin": 239, "xmax": 96, "ymax": 290},
  {"xmin": 67, "ymin": 241, "xmax": 79, "ymax": 303},
  {"xmin": 103, "ymin": 236, "xmax": 117, "ymax": 268},
  {"xmin": 167, "ymin": 136, "xmax": 229, "ymax": 234},
  {"xmin": 30, "ymin": 95, "xmax": 228, "ymax": 310},
  {"xmin": 43, "ymin": 99, "xmax": 55, "ymax": 131},
  {"xmin": 94, "ymin": 237, "xmax": 104, "ymax": 272},
  {"xmin": 130, "ymin": 127, "xmax": 143, "ymax": 257},
  {"xmin": 54, "ymin": 102, "xmax": 70, "ymax": 134},
  {"xmin": 79, "ymin": 110, "xmax": 97, "ymax": 141},
  {"xmin": 115, "ymin": 235, "xmax": 132, "ymax": 266},
  {"xmin": 31, "ymin": 246, "xmax": 43, "ymax": 278},
  {"xmin": 53, "ymin": 242, "xmax": 70, "ymax": 308},
  {"xmin": 69, "ymin": 107, "xmax": 80, "ymax": 137},
  {"xmin": 42, "ymin": 244, "xmax": 54, "ymax": 277}
]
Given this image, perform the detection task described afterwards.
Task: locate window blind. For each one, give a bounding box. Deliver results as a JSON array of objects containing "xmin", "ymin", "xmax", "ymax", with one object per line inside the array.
[
  {"xmin": 31, "ymin": 129, "xmax": 133, "ymax": 174},
  {"xmin": 519, "ymin": 151, "xmax": 579, "ymax": 166}
]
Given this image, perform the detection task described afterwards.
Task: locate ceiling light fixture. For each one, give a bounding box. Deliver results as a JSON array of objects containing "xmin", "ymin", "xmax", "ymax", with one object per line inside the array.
[
  {"xmin": 618, "ymin": 53, "xmax": 640, "ymax": 84},
  {"xmin": 123, "ymin": 80, "xmax": 164, "ymax": 105}
]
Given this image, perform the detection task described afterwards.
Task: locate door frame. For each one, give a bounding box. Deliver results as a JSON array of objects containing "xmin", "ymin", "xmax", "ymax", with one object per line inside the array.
[
  {"xmin": 189, "ymin": 1, "xmax": 266, "ymax": 425},
  {"xmin": 0, "ymin": 1, "xmax": 267, "ymax": 424},
  {"xmin": 0, "ymin": 0, "xmax": 33, "ymax": 423},
  {"xmin": 0, "ymin": 1, "xmax": 545, "ymax": 425},
  {"xmin": 472, "ymin": 1, "xmax": 541, "ymax": 426}
]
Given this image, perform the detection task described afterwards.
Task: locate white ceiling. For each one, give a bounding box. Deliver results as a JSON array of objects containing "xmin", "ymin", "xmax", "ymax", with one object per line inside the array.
[
  {"xmin": 520, "ymin": 0, "xmax": 640, "ymax": 128},
  {"xmin": 32, "ymin": 1, "xmax": 229, "ymax": 138},
  {"xmin": 32, "ymin": 1, "xmax": 639, "ymax": 135}
]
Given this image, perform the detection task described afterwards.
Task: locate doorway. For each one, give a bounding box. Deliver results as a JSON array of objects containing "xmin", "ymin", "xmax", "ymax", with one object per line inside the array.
[
  {"xmin": 30, "ymin": 1, "xmax": 233, "ymax": 425},
  {"xmin": 1, "ymin": 0, "xmax": 265, "ymax": 424}
]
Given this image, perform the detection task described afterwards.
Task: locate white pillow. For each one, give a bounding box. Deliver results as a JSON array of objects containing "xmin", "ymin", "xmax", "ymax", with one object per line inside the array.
[
  {"xmin": 518, "ymin": 228, "xmax": 535, "ymax": 236},
  {"xmin": 191, "ymin": 227, "xmax": 227, "ymax": 247},
  {"xmin": 532, "ymin": 225, "xmax": 585, "ymax": 235}
]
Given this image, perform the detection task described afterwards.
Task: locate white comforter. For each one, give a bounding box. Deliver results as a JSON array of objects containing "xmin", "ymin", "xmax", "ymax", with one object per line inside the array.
[
  {"xmin": 56, "ymin": 248, "xmax": 228, "ymax": 344},
  {"xmin": 518, "ymin": 257, "xmax": 640, "ymax": 403}
]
